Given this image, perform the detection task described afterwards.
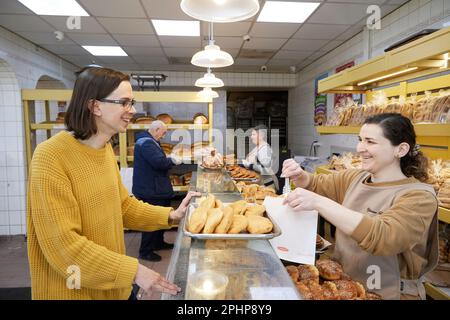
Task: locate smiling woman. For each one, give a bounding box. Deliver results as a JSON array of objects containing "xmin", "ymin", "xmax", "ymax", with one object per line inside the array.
[
  {"xmin": 281, "ymin": 113, "xmax": 439, "ymax": 300},
  {"xmin": 26, "ymin": 66, "xmax": 200, "ymax": 300}
]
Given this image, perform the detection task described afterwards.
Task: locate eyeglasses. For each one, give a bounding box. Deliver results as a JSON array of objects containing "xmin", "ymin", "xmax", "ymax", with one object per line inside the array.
[{"xmin": 98, "ymin": 98, "xmax": 135, "ymax": 111}]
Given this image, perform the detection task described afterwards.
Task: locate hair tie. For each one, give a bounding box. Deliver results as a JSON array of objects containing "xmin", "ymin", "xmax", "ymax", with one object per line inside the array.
[{"xmin": 411, "ymin": 144, "xmax": 420, "ymax": 156}]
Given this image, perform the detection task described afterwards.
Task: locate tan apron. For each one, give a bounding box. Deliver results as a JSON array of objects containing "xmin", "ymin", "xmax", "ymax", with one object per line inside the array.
[{"xmin": 333, "ymin": 172, "xmax": 439, "ymax": 300}]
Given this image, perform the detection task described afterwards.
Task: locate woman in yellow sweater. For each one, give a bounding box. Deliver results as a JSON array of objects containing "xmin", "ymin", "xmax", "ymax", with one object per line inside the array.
[
  {"xmin": 27, "ymin": 66, "xmax": 199, "ymax": 300},
  {"xmin": 282, "ymin": 113, "xmax": 438, "ymax": 300}
]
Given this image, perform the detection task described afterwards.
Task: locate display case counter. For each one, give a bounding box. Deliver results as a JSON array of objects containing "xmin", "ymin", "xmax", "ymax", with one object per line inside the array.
[{"xmin": 161, "ymin": 168, "xmax": 301, "ymax": 300}]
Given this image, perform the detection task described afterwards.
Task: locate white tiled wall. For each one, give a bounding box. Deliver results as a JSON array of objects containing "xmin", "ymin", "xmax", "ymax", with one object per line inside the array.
[
  {"xmin": 0, "ymin": 25, "xmax": 77, "ymax": 235},
  {"xmin": 289, "ymin": 0, "xmax": 450, "ymax": 158}
]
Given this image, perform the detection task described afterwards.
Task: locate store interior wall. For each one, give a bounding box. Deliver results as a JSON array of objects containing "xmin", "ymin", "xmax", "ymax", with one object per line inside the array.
[{"xmin": 288, "ymin": 0, "xmax": 450, "ymax": 159}]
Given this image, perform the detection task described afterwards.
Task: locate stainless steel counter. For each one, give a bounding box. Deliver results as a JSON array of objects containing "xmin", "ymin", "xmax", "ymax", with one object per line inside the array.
[{"xmin": 161, "ymin": 168, "xmax": 301, "ymax": 300}]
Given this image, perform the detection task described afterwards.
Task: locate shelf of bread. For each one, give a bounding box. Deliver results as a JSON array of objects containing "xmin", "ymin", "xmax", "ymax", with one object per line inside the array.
[
  {"xmin": 317, "ymin": 124, "xmax": 450, "ymax": 136},
  {"xmin": 318, "ymin": 27, "xmax": 450, "ymax": 93},
  {"xmin": 439, "ymin": 207, "xmax": 450, "ymax": 224},
  {"xmin": 173, "ymin": 186, "xmax": 189, "ymax": 192},
  {"xmin": 127, "ymin": 123, "xmax": 209, "ymax": 130},
  {"xmin": 424, "ymin": 282, "xmax": 450, "ymax": 300},
  {"xmin": 30, "ymin": 122, "xmax": 66, "ymax": 130}
]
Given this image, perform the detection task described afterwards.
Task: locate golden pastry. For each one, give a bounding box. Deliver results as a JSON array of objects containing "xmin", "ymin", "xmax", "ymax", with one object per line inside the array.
[
  {"xmin": 228, "ymin": 215, "xmax": 248, "ymax": 234},
  {"xmin": 243, "ymin": 204, "xmax": 265, "ymax": 217},
  {"xmin": 316, "ymin": 259, "xmax": 343, "ymax": 280},
  {"xmin": 295, "ymin": 281, "xmax": 313, "ymax": 300},
  {"xmin": 214, "ymin": 198, "xmax": 224, "ymax": 210},
  {"xmin": 199, "ymin": 194, "xmax": 216, "ymax": 211},
  {"xmin": 354, "ymin": 281, "xmax": 366, "ymax": 299},
  {"xmin": 214, "ymin": 206, "xmax": 234, "ymax": 234},
  {"xmin": 187, "ymin": 206, "xmax": 208, "ymax": 233},
  {"xmin": 297, "ymin": 264, "xmax": 320, "ymax": 284},
  {"xmin": 229, "ymin": 200, "xmax": 247, "ymax": 215},
  {"xmin": 286, "ymin": 265, "xmax": 299, "ymax": 282},
  {"xmin": 365, "ymin": 292, "xmax": 383, "ymax": 300},
  {"xmin": 202, "ymin": 208, "xmax": 224, "ymax": 234},
  {"xmin": 333, "ymin": 280, "xmax": 358, "ymax": 300},
  {"xmin": 322, "ymin": 281, "xmax": 339, "ymax": 300},
  {"xmin": 246, "ymin": 215, "xmax": 273, "ymax": 234}
]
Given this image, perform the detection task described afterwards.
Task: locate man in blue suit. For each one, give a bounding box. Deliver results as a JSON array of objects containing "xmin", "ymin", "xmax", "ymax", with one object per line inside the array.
[{"xmin": 132, "ymin": 120, "xmax": 182, "ymax": 262}]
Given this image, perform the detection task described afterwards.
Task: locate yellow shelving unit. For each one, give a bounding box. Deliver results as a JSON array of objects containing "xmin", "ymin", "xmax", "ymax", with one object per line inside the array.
[{"xmin": 22, "ymin": 89, "xmax": 213, "ymax": 192}]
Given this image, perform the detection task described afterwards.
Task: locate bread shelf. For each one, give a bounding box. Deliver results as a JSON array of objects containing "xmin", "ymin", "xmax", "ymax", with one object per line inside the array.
[
  {"xmin": 173, "ymin": 186, "xmax": 189, "ymax": 192},
  {"xmin": 316, "ymin": 124, "xmax": 450, "ymax": 136},
  {"xmin": 439, "ymin": 206, "xmax": 450, "ymax": 224},
  {"xmin": 424, "ymin": 282, "xmax": 450, "ymax": 300},
  {"xmin": 127, "ymin": 123, "xmax": 209, "ymax": 130}
]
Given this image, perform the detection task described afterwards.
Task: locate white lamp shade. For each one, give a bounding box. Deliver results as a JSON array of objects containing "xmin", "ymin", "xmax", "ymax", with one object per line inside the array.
[
  {"xmin": 180, "ymin": 0, "xmax": 260, "ymax": 23},
  {"xmin": 191, "ymin": 44, "xmax": 234, "ymax": 68},
  {"xmin": 197, "ymin": 87, "xmax": 219, "ymax": 99},
  {"xmin": 195, "ymin": 71, "xmax": 224, "ymax": 88}
]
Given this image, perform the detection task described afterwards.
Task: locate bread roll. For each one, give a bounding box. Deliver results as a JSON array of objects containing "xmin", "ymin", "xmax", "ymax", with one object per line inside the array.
[
  {"xmin": 199, "ymin": 194, "xmax": 215, "ymax": 211},
  {"xmin": 286, "ymin": 265, "xmax": 299, "ymax": 282},
  {"xmin": 156, "ymin": 113, "xmax": 173, "ymax": 124},
  {"xmin": 214, "ymin": 206, "xmax": 234, "ymax": 234},
  {"xmin": 203, "ymin": 208, "xmax": 224, "ymax": 234},
  {"xmin": 134, "ymin": 116, "xmax": 155, "ymax": 124},
  {"xmin": 193, "ymin": 113, "xmax": 208, "ymax": 124},
  {"xmin": 228, "ymin": 215, "xmax": 248, "ymax": 234},
  {"xmin": 229, "ymin": 200, "xmax": 247, "ymax": 215},
  {"xmin": 316, "ymin": 259, "xmax": 343, "ymax": 280},
  {"xmin": 333, "ymin": 280, "xmax": 358, "ymax": 300},
  {"xmin": 246, "ymin": 216, "xmax": 273, "ymax": 234},
  {"xmin": 188, "ymin": 206, "xmax": 208, "ymax": 233},
  {"xmin": 297, "ymin": 265, "xmax": 320, "ymax": 284}
]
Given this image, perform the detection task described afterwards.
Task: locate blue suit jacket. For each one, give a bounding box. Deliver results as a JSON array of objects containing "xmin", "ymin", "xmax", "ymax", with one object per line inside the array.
[{"xmin": 132, "ymin": 131, "xmax": 174, "ymax": 201}]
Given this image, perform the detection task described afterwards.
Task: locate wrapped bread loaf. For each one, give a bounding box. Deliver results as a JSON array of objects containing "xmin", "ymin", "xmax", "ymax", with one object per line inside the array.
[
  {"xmin": 156, "ymin": 113, "xmax": 173, "ymax": 124},
  {"xmin": 193, "ymin": 113, "xmax": 208, "ymax": 124}
]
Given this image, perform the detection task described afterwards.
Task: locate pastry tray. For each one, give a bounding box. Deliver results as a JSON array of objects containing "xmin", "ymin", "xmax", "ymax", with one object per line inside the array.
[{"xmin": 183, "ymin": 203, "xmax": 282, "ymax": 240}]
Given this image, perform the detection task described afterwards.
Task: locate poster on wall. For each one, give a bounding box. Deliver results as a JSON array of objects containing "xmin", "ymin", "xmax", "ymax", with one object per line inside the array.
[
  {"xmin": 334, "ymin": 61, "xmax": 355, "ymax": 108},
  {"xmin": 314, "ymin": 72, "xmax": 328, "ymax": 126}
]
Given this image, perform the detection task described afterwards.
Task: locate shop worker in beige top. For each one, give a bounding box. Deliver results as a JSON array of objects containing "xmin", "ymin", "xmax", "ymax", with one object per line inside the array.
[{"xmin": 282, "ymin": 113, "xmax": 438, "ymax": 300}]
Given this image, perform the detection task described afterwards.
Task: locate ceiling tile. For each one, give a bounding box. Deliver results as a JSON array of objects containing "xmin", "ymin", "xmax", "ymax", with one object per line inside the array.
[
  {"xmin": 0, "ymin": 14, "xmax": 53, "ymax": 32},
  {"xmin": 41, "ymin": 44, "xmax": 88, "ymax": 55},
  {"xmin": 98, "ymin": 18, "xmax": 154, "ymax": 35},
  {"xmin": 59, "ymin": 54, "xmax": 99, "ymax": 67},
  {"xmin": 249, "ymin": 22, "xmax": 299, "ymax": 39},
  {"xmin": 69, "ymin": 33, "xmax": 118, "ymax": 46},
  {"xmin": 132, "ymin": 56, "xmax": 169, "ymax": 64},
  {"xmin": 283, "ymin": 38, "xmax": 329, "ymax": 51},
  {"xmin": 243, "ymin": 37, "xmax": 286, "ymax": 50},
  {"xmin": 380, "ymin": 4, "xmax": 401, "ymax": 17},
  {"xmin": 164, "ymin": 47, "xmax": 198, "ymax": 57},
  {"xmin": 293, "ymin": 23, "xmax": 351, "ymax": 40},
  {"xmin": 272, "ymin": 50, "xmax": 313, "ymax": 61},
  {"xmin": 41, "ymin": 16, "xmax": 106, "ymax": 34},
  {"xmin": 336, "ymin": 24, "xmax": 364, "ymax": 41},
  {"xmin": 203, "ymin": 36, "xmax": 243, "ymax": 49},
  {"xmin": 104, "ymin": 64, "xmax": 141, "ymax": 71},
  {"xmin": 17, "ymin": 32, "xmax": 75, "ymax": 45},
  {"xmin": 113, "ymin": 34, "xmax": 159, "ymax": 47},
  {"xmin": 122, "ymin": 46, "xmax": 165, "ymax": 56},
  {"xmin": 141, "ymin": 0, "xmax": 192, "ymax": 19},
  {"xmin": 386, "ymin": 0, "xmax": 409, "ymax": 4},
  {"xmin": 308, "ymin": 51, "xmax": 327, "ymax": 60},
  {"xmin": 160, "ymin": 36, "xmax": 201, "ymax": 48},
  {"xmin": 318, "ymin": 40, "xmax": 345, "ymax": 52},
  {"xmin": 308, "ymin": 3, "xmax": 370, "ymax": 25},
  {"xmin": 0, "ymin": 0, "xmax": 35, "ymax": 14},
  {"xmin": 326, "ymin": 0, "xmax": 385, "ymax": 3},
  {"xmin": 78, "ymin": 0, "xmax": 147, "ymax": 18},
  {"xmin": 267, "ymin": 59, "xmax": 304, "ymax": 67},
  {"xmin": 96, "ymin": 56, "xmax": 135, "ymax": 64},
  {"xmin": 234, "ymin": 58, "xmax": 269, "ymax": 66},
  {"xmin": 201, "ymin": 21, "xmax": 252, "ymax": 37}
]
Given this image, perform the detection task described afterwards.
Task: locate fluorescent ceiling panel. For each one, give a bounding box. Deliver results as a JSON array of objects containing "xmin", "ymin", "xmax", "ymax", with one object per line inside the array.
[
  {"xmin": 152, "ymin": 19, "xmax": 200, "ymax": 36},
  {"xmin": 82, "ymin": 46, "xmax": 127, "ymax": 56},
  {"xmin": 18, "ymin": 0, "xmax": 89, "ymax": 16},
  {"xmin": 257, "ymin": 1, "xmax": 320, "ymax": 23}
]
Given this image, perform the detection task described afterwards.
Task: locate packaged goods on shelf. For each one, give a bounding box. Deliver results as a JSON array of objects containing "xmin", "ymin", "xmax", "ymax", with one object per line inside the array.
[
  {"xmin": 156, "ymin": 113, "xmax": 173, "ymax": 124},
  {"xmin": 193, "ymin": 112, "xmax": 208, "ymax": 124},
  {"xmin": 328, "ymin": 152, "xmax": 362, "ymax": 171}
]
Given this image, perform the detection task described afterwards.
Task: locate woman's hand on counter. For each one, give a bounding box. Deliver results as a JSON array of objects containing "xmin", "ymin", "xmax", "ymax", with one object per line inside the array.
[
  {"xmin": 281, "ymin": 159, "xmax": 310, "ymax": 188},
  {"xmin": 170, "ymin": 191, "xmax": 202, "ymax": 222},
  {"xmin": 135, "ymin": 264, "xmax": 180, "ymax": 296}
]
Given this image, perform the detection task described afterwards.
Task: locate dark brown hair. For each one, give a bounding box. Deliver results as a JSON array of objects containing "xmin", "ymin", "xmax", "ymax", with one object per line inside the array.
[
  {"xmin": 364, "ymin": 113, "xmax": 428, "ymax": 182},
  {"xmin": 65, "ymin": 66, "xmax": 130, "ymax": 140}
]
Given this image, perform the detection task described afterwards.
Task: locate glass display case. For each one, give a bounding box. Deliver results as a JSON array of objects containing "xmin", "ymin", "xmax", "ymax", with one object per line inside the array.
[{"xmin": 161, "ymin": 168, "xmax": 301, "ymax": 300}]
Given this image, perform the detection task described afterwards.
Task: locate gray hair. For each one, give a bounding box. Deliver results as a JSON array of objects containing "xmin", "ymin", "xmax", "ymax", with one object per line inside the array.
[{"xmin": 148, "ymin": 120, "xmax": 166, "ymax": 133}]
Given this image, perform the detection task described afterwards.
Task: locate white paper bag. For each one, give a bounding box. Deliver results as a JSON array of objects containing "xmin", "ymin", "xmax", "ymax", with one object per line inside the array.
[{"xmin": 264, "ymin": 196, "xmax": 318, "ymax": 265}]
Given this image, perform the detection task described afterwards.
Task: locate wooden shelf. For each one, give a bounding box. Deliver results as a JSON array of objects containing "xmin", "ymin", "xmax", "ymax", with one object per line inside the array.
[
  {"xmin": 316, "ymin": 124, "xmax": 450, "ymax": 137},
  {"xmin": 173, "ymin": 186, "xmax": 189, "ymax": 192},
  {"xmin": 439, "ymin": 206, "xmax": 450, "ymax": 224},
  {"xmin": 424, "ymin": 282, "xmax": 450, "ymax": 300},
  {"xmin": 318, "ymin": 27, "xmax": 450, "ymax": 93},
  {"xmin": 30, "ymin": 123, "xmax": 65, "ymax": 130}
]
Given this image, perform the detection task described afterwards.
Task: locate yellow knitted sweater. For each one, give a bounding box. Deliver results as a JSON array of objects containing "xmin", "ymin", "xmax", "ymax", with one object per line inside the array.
[{"xmin": 27, "ymin": 131, "xmax": 173, "ymax": 300}]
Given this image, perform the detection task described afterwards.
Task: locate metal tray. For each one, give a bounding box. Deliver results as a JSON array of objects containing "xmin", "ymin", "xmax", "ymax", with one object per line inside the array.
[{"xmin": 183, "ymin": 203, "xmax": 282, "ymax": 240}]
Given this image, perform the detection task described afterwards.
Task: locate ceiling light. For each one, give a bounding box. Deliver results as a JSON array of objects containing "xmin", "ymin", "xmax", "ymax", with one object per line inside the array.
[
  {"xmin": 82, "ymin": 46, "xmax": 128, "ymax": 56},
  {"xmin": 357, "ymin": 67, "xmax": 419, "ymax": 86},
  {"xmin": 195, "ymin": 69, "xmax": 224, "ymax": 88},
  {"xmin": 152, "ymin": 19, "xmax": 200, "ymax": 36},
  {"xmin": 257, "ymin": 1, "xmax": 320, "ymax": 23},
  {"xmin": 191, "ymin": 41, "xmax": 234, "ymax": 68},
  {"xmin": 197, "ymin": 87, "xmax": 219, "ymax": 99},
  {"xmin": 18, "ymin": 0, "xmax": 89, "ymax": 16},
  {"xmin": 180, "ymin": 0, "xmax": 259, "ymax": 23}
]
